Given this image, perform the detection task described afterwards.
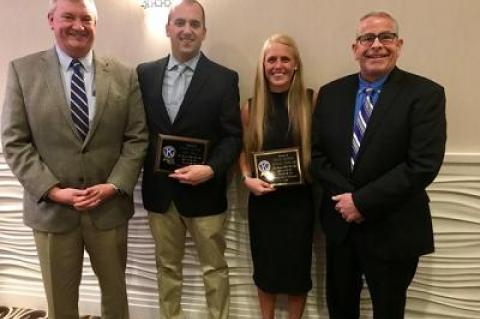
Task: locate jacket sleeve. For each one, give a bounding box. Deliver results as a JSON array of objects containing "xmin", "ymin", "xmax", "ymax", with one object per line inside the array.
[
  {"xmin": 106, "ymin": 67, "xmax": 149, "ymax": 196},
  {"xmin": 206, "ymin": 71, "xmax": 242, "ymax": 177},
  {"xmin": 1, "ymin": 61, "xmax": 59, "ymax": 202},
  {"xmin": 311, "ymin": 86, "xmax": 354, "ymax": 195}
]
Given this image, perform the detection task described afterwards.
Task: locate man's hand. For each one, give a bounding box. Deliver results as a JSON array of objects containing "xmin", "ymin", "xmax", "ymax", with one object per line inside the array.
[
  {"xmin": 169, "ymin": 165, "xmax": 214, "ymax": 186},
  {"xmin": 332, "ymin": 193, "xmax": 365, "ymax": 224},
  {"xmin": 243, "ymin": 177, "xmax": 275, "ymax": 196},
  {"xmin": 72, "ymin": 184, "xmax": 118, "ymax": 210},
  {"xmin": 47, "ymin": 186, "xmax": 89, "ymax": 206}
]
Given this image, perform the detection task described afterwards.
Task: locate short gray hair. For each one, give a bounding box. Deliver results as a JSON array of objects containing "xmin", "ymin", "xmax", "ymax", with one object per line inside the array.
[
  {"xmin": 357, "ymin": 11, "xmax": 399, "ymax": 35},
  {"xmin": 48, "ymin": 0, "xmax": 98, "ymax": 20}
]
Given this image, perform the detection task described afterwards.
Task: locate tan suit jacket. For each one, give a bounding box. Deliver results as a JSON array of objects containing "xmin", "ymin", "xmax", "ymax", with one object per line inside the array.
[{"xmin": 1, "ymin": 48, "xmax": 148, "ymax": 233}]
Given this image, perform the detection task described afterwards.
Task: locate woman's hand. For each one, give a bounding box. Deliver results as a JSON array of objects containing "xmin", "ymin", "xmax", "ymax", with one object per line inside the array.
[{"xmin": 243, "ymin": 177, "xmax": 276, "ymax": 196}]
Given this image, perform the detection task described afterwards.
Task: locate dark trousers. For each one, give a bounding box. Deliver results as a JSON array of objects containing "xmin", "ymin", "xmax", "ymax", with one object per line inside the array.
[{"xmin": 325, "ymin": 229, "xmax": 418, "ymax": 319}]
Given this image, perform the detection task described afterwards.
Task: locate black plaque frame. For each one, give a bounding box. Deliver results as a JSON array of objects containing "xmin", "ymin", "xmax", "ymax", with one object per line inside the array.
[
  {"xmin": 252, "ymin": 147, "xmax": 303, "ymax": 187},
  {"xmin": 154, "ymin": 134, "xmax": 209, "ymax": 173}
]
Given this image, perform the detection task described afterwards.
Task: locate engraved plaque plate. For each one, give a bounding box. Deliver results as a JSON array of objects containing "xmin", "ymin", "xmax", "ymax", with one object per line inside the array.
[
  {"xmin": 154, "ymin": 134, "xmax": 209, "ymax": 173},
  {"xmin": 252, "ymin": 147, "xmax": 303, "ymax": 186}
]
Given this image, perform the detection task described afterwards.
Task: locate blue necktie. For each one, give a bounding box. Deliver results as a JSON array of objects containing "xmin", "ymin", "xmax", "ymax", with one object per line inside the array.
[
  {"xmin": 351, "ymin": 88, "xmax": 375, "ymax": 170},
  {"xmin": 70, "ymin": 59, "xmax": 89, "ymax": 140}
]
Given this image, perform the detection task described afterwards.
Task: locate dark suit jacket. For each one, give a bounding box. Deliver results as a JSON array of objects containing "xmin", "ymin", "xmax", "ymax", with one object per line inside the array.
[
  {"xmin": 1, "ymin": 48, "xmax": 148, "ymax": 232},
  {"xmin": 311, "ymin": 67, "xmax": 446, "ymax": 260},
  {"xmin": 137, "ymin": 53, "xmax": 242, "ymax": 217}
]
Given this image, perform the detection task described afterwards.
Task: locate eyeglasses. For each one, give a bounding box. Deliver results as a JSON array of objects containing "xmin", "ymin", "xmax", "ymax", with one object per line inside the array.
[{"xmin": 356, "ymin": 32, "xmax": 398, "ymax": 46}]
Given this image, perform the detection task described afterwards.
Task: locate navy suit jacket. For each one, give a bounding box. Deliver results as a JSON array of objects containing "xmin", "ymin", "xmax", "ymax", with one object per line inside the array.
[
  {"xmin": 311, "ymin": 67, "xmax": 446, "ymax": 260},
  {"xmin": 137, "ymin": 53, "xmax": 242, "ymax": 217}
]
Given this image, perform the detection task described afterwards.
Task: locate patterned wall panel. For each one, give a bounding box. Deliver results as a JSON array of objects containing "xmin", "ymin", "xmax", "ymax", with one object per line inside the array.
[{"xmin": 0, "ymin": 154, "xmax": 479, "ymax": 318}]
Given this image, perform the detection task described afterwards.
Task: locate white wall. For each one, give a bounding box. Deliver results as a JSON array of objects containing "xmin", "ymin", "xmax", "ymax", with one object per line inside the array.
[{"xmin": 0, "ymin": 156, "xmax": 478, "ymax": 318}]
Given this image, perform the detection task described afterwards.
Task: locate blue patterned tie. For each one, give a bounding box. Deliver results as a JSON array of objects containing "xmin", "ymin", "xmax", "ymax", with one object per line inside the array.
[
  {"xmin": 351, "ymin": 88, "xmax": 375, "ymax": 170},
  {"xmin": 70, "ymin": 59, "xmax": 89, "ymax": 140}
]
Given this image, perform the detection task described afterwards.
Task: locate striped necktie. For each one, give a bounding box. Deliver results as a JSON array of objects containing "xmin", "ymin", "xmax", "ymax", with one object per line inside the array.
[
  {"xmin": 351, "ymin": 87, "xmax": 375, "ymax": 170},
  {"xmin": 70, "ymin": 59, "xmax": 89, "ymax": 141}
]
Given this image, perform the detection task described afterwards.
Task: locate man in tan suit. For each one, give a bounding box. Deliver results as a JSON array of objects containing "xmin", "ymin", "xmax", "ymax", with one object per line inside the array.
[{"xmin": 0, "ymin": 0, "xmax": 148, "ymax": 318}]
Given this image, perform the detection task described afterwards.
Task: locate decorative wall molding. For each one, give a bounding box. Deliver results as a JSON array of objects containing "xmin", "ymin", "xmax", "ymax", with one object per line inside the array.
[{"xmin": 1, "ymin": 153, "xmax": 479, "ymax": 318}]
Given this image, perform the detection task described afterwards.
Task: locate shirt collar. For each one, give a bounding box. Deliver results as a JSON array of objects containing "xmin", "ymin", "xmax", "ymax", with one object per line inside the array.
[
  {"xmin": 55, "ymin": 45, "xmax": 93, "ymax": 73},
  {"xmin": 167, "ymin": 52, "xmax": 201, "ymax": 72},
  {"xmin": 358, "ymin": 73, "xmax": 388, "ymax": 93}
]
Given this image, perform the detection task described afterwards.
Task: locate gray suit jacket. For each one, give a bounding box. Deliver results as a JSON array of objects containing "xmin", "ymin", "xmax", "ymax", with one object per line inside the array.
[{"xmin": 1, "ymin": 48, "xmax": 148, "ymax": 233}]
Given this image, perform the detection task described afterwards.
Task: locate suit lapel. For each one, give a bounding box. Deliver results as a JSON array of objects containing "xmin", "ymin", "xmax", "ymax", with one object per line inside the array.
[
  {"xmin": 358, "ymin": 68, "xmax": 404, "ymax": 158},
  {"xmin": 337, "ymin": 76, "xmax": 358, "ymax": 174},
  {"xmin": 42, "ymin": 48, "xmax": 82, "ymax": 143},
  {"xmin": 148, "ymin": 57, "xmax": 172, "ymax": 131},
  {"xmin": 85, "ymin": 54, "xmax": 110, "ymax": 146},
  {"xmin": 173, "ymin": 54, "xmax": 210, "ymax": 125}
]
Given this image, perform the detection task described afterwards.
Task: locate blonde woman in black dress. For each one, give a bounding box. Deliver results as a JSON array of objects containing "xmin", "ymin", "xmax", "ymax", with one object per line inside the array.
[{"xmin": 239, "ymin": 34, "xmax": 315, "ymax": 319}]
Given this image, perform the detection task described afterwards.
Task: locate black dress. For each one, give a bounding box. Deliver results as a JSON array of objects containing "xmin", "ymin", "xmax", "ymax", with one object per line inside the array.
[{"xmin": 248, "ymin": 92, "xmax": 314, "ymax": 294}]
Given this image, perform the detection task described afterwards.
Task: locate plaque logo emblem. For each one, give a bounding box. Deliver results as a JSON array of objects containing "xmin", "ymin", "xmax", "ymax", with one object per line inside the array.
[
  {"xmin": 257, "ymin": 160, "xmax": 271, "ymax": 172},
  {"xmin": 163, "ymin": 145, "xmax": 176, "ymax": 159},
  {"xmin": 258, "ymin": 160, "xmax": 275, "ymax": 182}
]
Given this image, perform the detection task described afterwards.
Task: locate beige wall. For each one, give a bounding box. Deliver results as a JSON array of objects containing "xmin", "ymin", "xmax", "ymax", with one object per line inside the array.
[{"xmin": 1, "ymin": 0, "xmax": 479, "ymax": 153}]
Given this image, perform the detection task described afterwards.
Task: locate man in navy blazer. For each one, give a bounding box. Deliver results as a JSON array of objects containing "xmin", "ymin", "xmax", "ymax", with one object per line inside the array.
[
  {"xmin": 312, "ymin": 11, "xmax": 446, "ymax": 319},
  {"xmin": 136, "ymin": 1, "xmax": 241, "ymax": 318}
]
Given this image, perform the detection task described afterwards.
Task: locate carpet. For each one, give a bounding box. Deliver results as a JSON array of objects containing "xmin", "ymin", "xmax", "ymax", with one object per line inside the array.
[{"xmin": 0, "ymin": 306, "xmax": 100, "ymax": 319}]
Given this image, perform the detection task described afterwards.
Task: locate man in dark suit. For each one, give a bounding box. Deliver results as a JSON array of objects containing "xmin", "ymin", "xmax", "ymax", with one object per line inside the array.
[
  {"xmin": 312, "ymin": 11, "xmax": 446, "ymax": 319},
  {"xmin": 1, "ymin": 0, "xmax": 148, "ymax": 318},
  {"xmin": 136, "ymin": 1, "xmax": 241, "ymax": 318}
]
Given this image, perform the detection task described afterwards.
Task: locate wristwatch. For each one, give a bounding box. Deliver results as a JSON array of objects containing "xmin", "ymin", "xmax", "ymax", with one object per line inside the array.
[{"xmin": 109, "ymin": 183, "xmax": 121, "ymax": 194}]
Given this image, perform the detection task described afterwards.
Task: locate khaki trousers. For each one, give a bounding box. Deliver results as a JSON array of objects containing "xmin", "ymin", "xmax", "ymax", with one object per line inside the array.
[
  {"xmin": 149, "ymin": 204, "xmax": 229, "ymax": 319},
  {"xmin": 33, "ymin": 213, "xmax": 129, "ymax": 319}
]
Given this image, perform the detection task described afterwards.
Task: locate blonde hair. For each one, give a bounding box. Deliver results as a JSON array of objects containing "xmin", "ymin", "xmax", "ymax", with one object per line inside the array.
[{"xmin": 245, "ymin": 34, "xmax": 312, "ymax": 181}]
